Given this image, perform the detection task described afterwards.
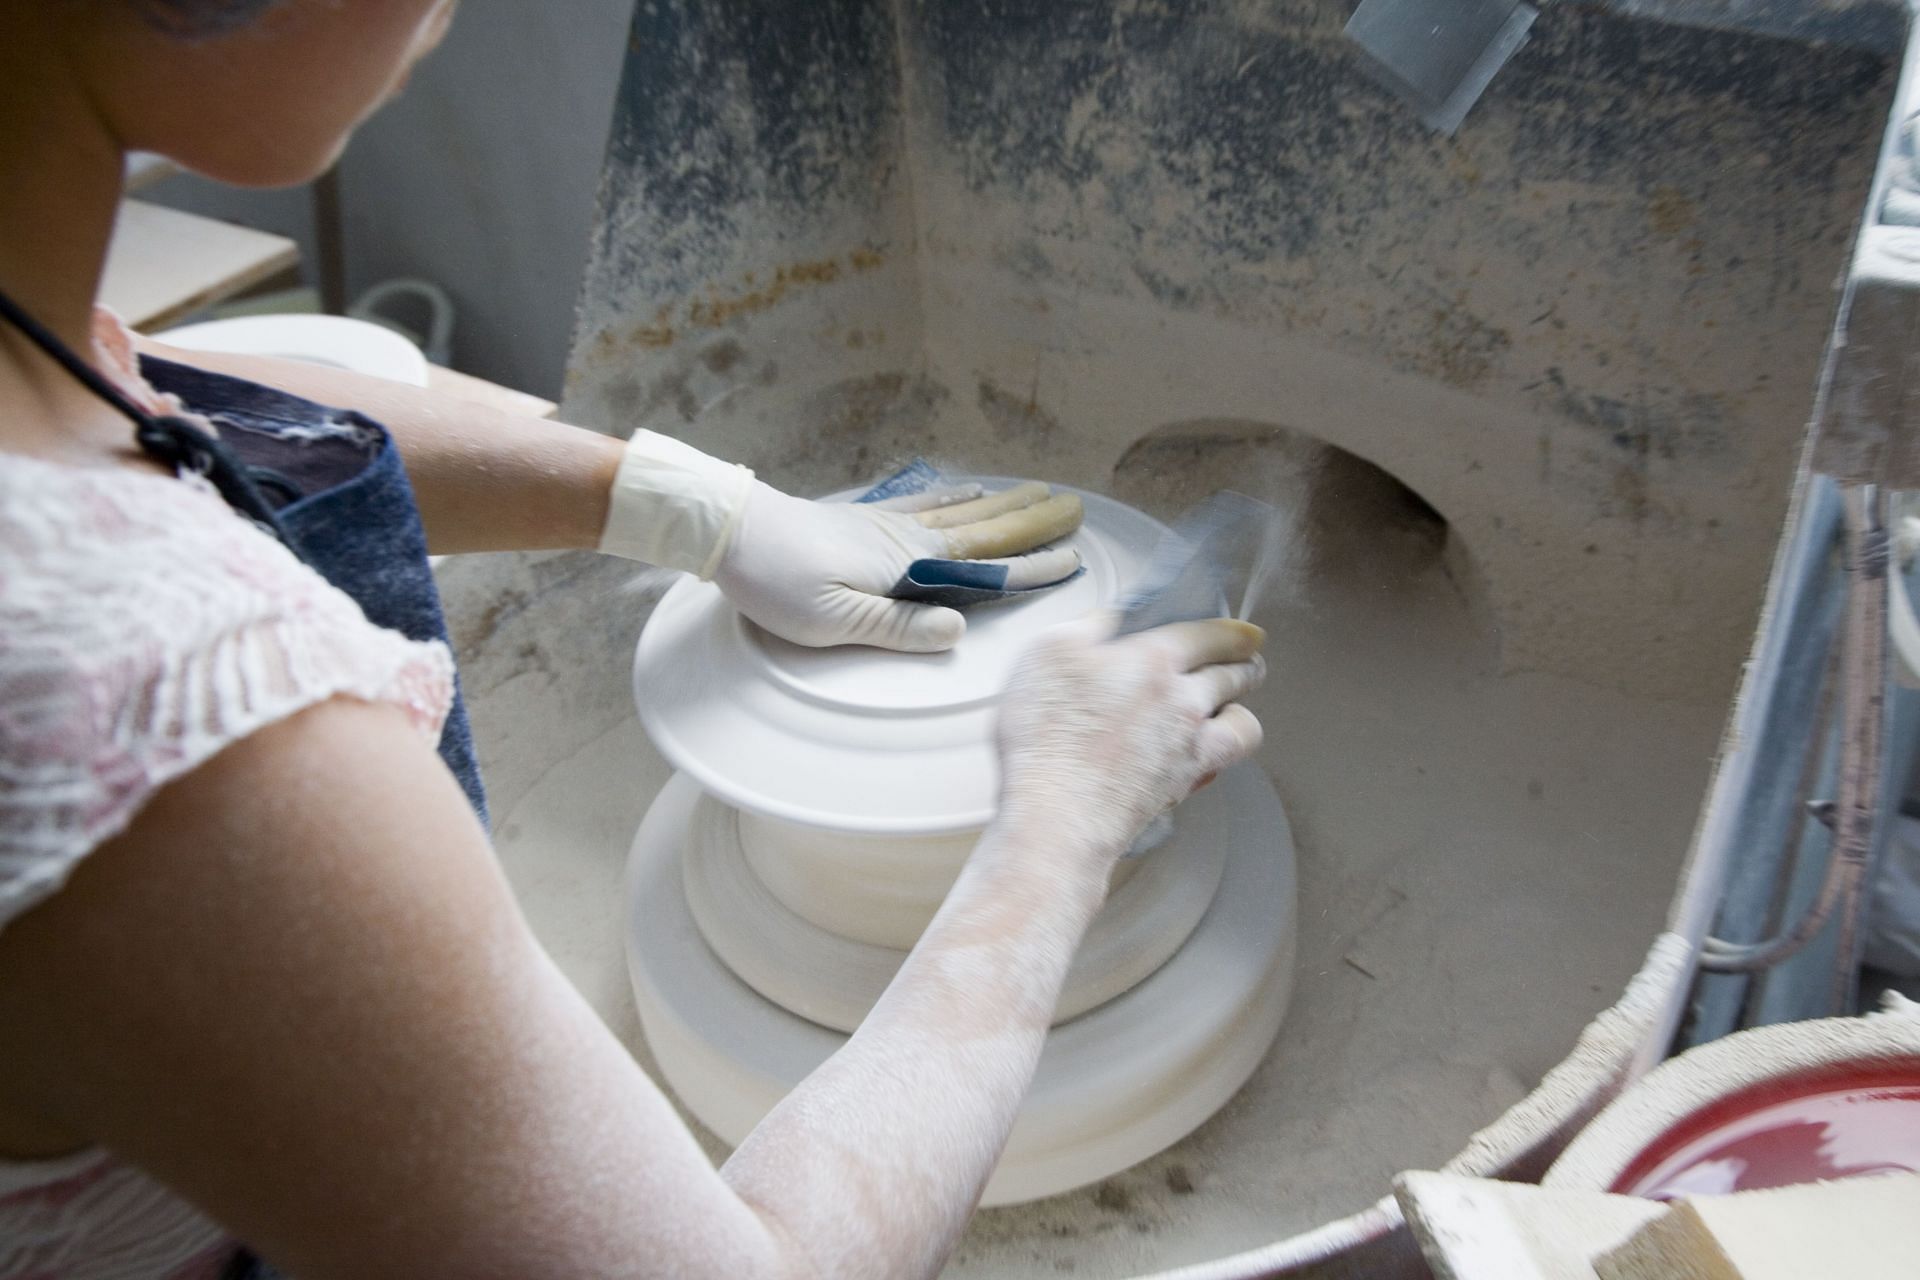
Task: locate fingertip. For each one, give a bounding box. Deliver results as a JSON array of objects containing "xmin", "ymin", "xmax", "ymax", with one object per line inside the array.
[
  {"xmin": 931, "ymin": 607, "xmax": 967, "ymax": 649},
  {"xmin": 999, "ymin": 545, "xmax": 1082, "ymax": 590},
  {"xmin": 1221, "ymin": 618, "xmax": 1265, "ymax": 657},
  {"xmin": 1143, "ymin": 617, "xmax": 1266, "ymax": 669},
  {"xmin": 906, "ymin": 605, "xmax": 967, "ymax": 652},
  {"xmin": 1217, "ymin": 702, "xmax": 1263, "ymax": 754}
]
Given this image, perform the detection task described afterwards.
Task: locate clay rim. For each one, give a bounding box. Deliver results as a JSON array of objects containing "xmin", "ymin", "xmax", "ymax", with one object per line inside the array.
[
  {"xmin": 1543, "ymin": 1009, "xmax": 1920, "ymax": 1194},
  {"xmin": 631, "ymin": 479, "xmax": 1167, "ymax": 834}
]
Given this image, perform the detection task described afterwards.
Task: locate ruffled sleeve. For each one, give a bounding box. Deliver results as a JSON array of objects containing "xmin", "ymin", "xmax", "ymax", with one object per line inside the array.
[{"xmin": 0, "ymin": 457, "xmax": 455, "ymax": 933}]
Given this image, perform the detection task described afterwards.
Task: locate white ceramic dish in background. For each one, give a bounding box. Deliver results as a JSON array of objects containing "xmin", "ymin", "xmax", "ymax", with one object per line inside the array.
[{"xmin": 156, "ymin": 314, "xmax": 431, "ymax": 388}]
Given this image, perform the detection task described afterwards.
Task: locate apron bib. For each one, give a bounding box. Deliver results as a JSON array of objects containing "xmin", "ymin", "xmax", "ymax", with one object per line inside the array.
[{"xmin": 139, "ymin": 356, "xmax": 489, "ymax": 824}]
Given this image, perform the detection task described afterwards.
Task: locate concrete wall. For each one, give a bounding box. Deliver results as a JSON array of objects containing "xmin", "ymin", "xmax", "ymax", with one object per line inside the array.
[
  {"xmin": 145, "ymin": 0, "xmax": 635, "ymax": 399},
  {"xmin": 565, "ymin": 0, "xmax": 928, "ymax": 484},
  {"xmin": 894, "ymin": 0, "xmax": 1889, "ymax": 701},
  {"xmin": 562, "ymin": 0, "xmax": 1896, "ymax": 702},
  {"xmin": 338, "ymin": 0, "xmax": 634, "ymax": 397}
]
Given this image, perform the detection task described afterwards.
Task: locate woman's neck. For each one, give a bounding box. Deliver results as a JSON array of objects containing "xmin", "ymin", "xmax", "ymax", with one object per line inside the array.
[
  {"xmin": 0, "ymin": 34, "xmax": 125, "ymax": 341},
  {"xmin": 0, "ymin": 50, "xmax": 138, "ymax": 463}
]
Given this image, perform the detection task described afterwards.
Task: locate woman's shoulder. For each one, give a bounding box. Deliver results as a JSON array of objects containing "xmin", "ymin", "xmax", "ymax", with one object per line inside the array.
[{"xmin": 0, "ymin": 457, "xmax": 454, "ymax": 930}]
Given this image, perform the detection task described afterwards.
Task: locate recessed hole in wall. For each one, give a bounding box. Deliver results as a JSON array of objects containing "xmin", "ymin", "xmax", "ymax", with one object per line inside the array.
[{"xmin": 1110, "ymin": 419, "xmax": 1494, "ymax": 650}]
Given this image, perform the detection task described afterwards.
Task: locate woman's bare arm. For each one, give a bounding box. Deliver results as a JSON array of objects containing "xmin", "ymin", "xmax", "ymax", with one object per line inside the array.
[
  {"xmin": 0, "ymin": 700, "xmax": 1102, "ymax": 1279},
  {"xmin": 133, "ymin": 337, "xmax": 623, "ymax": 556},
  {"xmin": 0, "ymin": 618, "xmax": 1259, "ymax": 1278}
]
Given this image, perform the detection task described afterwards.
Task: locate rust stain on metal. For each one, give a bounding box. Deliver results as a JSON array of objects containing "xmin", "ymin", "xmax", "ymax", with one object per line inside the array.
[
  {"xmin": 629, "ymin": 305, "xmax": 676, "ymax": 349},
  {"xmin": 1647, "ymin": 186, "xmax": 1697, "ymax": 235},
  {"xmin": 595, "ymin": 254, "xmax": 882, "ymax": 355},
  {"xmin": 977, "ymin": 377, "xmax": 1062, "ymax": 441},
  {"xmin": 688, "ymin": 258, "xmax": 844, "ymax": 328}
]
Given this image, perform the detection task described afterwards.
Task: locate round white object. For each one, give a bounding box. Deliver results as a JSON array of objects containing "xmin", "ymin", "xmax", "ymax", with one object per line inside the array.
[
  {"xmin": 734, "ymin": 809, "xmax": 1149, "ymax": 951},
  {"xmin": 632, "ymin": 483, "xmax": 1165, "ymax": 833},
  {"xmin": 157, "ymin": 314, "xmax": 431, "ymax": 388},
  {"xmin": 626, "ymin": 764, "xmax": 1297, "ymax": 1205},
  {"xmin": 681, "ymin": 794, "xmax": 1227, "ymax": 1032},
  {"xmin": 736, "ymin": 812, "xmax": 987, "ymax": 949}
]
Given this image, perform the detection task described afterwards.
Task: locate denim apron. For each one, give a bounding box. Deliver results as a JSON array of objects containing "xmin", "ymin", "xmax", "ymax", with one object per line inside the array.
[{"xmin": 138, "ymin": 357, "xmax": 489, "ymax": 823}]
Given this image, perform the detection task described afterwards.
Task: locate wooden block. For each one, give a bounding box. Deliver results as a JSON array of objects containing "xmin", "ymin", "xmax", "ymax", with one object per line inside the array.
[
  {"xmin": 1596, "ymin": 1174, "xmax": 1920, "ymax": 1280},
  {"xmin": 426, "ymin": 363, "xmax": 558, "ymax": 420},
  {"xmin": 102, "ymin": 200, "xmax": 300, "ymax": 331},
  {"xmin": 1396, "ymin": 1171, "xmax": 1667, "ymax": 1280}
]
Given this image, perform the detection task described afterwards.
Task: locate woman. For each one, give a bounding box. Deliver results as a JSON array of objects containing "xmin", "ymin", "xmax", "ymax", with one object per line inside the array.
[{"xmin": 0, "ymin": 3, "xmax": 1266, "ymax": 1277}]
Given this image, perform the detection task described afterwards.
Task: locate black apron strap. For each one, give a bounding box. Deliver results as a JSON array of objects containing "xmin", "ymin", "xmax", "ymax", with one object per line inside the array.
[{"xmin": 0, "ymin": 286, "xmax": 299, "ymax": 552}]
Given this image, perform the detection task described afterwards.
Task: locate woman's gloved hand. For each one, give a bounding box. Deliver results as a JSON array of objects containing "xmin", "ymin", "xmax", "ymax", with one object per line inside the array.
[
  {"xmin": 711, "ymin": 478, "xmax": 1084, "ymax": 651},
  {"xmin": 994, "ymin": 614, "xmax": 1267, "ymax": 874},
  {"xmin": 595, "ymin": 429, "xmax": 1085, "ymax": 651}
]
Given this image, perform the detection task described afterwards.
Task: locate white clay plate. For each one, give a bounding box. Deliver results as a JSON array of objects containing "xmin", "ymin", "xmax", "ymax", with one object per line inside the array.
[
  {"xmin": 681, "ymin": 796, "xmax": 1228, "ymax": 1032},
  {"xmin": 626, "ymin": 764, "xmax": 1297, "ymax": 1205},
  {"xmin": 632, "ymin": 481, "xmax": 1166, "ymax": 833},
  {"xmin": 158, "ymin": 314, "xmax": 431, "ymax": 387}
]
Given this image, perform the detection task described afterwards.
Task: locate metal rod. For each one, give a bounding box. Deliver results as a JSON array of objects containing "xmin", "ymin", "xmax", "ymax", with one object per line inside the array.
[
  {"xmin": 1734, "ymin": 641, "xmax": 1841, "ymax": 1021},
  {"xmin": 1699, "ymin": 484, "xmax": 1889, "ymax": 989},
  {"xmin": 1831, "ymin": 483, "xmax": 1891, "ymax": 1009},
  {"xmin": 314, "ymin": 164, "xmax": 347, "ymax": 316}
]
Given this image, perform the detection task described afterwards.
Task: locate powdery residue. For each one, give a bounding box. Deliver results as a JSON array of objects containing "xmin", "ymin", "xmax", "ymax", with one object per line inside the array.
[
  {"xmin": 454, "ymin": 518, "xmax": 1722, "ymax": 1278},
  {"xmin": 893, "ymin": 0, "xmax": 1891, "ymax": 701}
]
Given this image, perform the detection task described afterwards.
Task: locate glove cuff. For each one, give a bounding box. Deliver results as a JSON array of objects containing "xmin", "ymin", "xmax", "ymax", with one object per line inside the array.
[{"xmin": 597, "ymin": 430, "xmax": 754, "ymax": 579}]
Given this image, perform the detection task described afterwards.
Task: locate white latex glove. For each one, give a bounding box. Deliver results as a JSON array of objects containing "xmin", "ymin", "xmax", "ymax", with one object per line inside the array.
[
  {"xmin": 995, "ymin": 613, "xmax": 1267, "ymax": 872},
  {"xmin": 597, "ymin": 430, "xmax": 1084, "ymax": 651},
  {"xmin": 712, "ymin": 479, "xmax": 1084, "ymax": 650}
]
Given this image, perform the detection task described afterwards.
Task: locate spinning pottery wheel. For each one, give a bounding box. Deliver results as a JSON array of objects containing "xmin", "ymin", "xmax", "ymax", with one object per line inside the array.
[{"xmin": 625, "ymin": 482, "xmax": 1298, "ymax": 1204}]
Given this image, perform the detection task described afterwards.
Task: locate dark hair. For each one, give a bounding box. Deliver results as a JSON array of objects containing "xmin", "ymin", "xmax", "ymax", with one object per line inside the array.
[{"xmin": 134, "ymin": 0, "xmax": 281, "ymax": 38}]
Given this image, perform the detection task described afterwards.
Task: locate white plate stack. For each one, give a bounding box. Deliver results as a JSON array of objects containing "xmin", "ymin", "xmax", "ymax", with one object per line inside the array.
[{"xmin": 626, "ymin": 482, "xmax": 1298, "ymax": 1204}]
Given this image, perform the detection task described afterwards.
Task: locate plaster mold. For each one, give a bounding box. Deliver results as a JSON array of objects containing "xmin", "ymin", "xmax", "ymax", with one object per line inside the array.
[
  {"xmin": 623, "ymin": 483, "xmax": 1299, "ymax": 1201},
  {"xmin": 628, "ymin": 768, "xmax": 1296, "ymax": 1205},
  {"xmin": 691, "ymin": 802, "xmax": 1222, "ymax": 1032},
  {"xmin": 736, "ymin": 814, "xmax": 985, "ymax": 949}
]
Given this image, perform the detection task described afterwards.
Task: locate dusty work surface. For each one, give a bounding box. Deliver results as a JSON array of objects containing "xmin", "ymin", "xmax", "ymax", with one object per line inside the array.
[
  {"xmin": 441, "ymin": 498, "xmax": 1721, "ymax": 1276},
  {"xmin": 499, "ymin": 0, "xmax": 1859, "ymax": 1266}
]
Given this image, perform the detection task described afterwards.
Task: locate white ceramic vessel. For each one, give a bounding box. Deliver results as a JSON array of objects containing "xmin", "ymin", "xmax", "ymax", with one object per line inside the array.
[
  {"xmin": 681, "ymin": 790, "xmax": 1227, "ymax": 1032},
  {"xmin": 625, "ymin": 481, "xmax": 1299, "ymax": 1203},
  {"xmin": 157, "ymin": 314, "xmax": 431, "ymax": 387}
]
